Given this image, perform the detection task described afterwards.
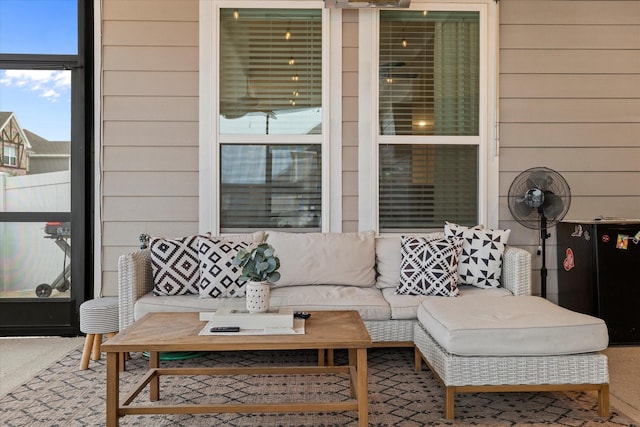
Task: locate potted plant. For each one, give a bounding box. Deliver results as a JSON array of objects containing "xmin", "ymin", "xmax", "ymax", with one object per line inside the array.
[{"xmin": 232, "ymin": 234, "xmax": 281, "ymax": 313}]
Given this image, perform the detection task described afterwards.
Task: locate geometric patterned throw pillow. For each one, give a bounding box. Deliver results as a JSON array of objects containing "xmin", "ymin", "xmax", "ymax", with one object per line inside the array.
[
  {"xmin": 150, "ymin": 235, "xmax": 201, "ymax": 295},
  {"xmin": 397, "ymin": 235, "xmax": 463, "ymax": 297},
  {"xmin": 444, "ymin": 221, "xmax": 511, "ymax": 289},
  {"xmin": 198, "ymin": 237, "xmax": 252, "ymax": 298}
]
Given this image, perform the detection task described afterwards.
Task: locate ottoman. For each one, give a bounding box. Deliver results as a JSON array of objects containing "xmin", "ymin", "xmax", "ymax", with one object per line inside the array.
[
  {"xmin": 414, "ymin": 295, "xmax": 610, "ymax": 419},
  {"xmin": 79, "ymin": 297, "xmax": 120, "ymax": 370}
]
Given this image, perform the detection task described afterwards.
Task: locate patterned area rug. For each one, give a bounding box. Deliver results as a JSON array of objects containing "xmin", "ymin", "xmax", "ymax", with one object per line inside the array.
[{"xmin": 0, "ymin": 346, "xmax": 636, "ymax": 426}]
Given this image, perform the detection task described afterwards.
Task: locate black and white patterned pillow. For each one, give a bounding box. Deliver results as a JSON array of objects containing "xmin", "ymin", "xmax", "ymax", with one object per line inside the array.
[
  {"xmin": 397, "ymin": 235, "xmax": 463, "ymax": 297},
  {"xmin": 444, "ymin": 221, "xmax": 511, "ymax": 289},
  {"xmin": 198, "ymin": 237, "xmax": 251, "ymax": 298},
  {"xmin": 150, "ymin": 236, "xmax": 200, "ymax": 295}
]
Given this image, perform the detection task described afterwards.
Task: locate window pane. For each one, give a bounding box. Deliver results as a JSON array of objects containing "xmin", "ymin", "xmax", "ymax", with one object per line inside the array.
[
  {"xmin": 379, "ymin": 144, "xmax": 477, "ymax": 230},
  {"xmin": 221, "ymin": 144, "xmax": 321, "ymax": 231},
  {"xmin": 0, "ymin": 72, "xmax": 71, "ymax": 212},
  {"xmin": 379, "ymin": 11, "xmax": 479, "ymax": 136},
  {"xmin": 0, "ymin": 221, "xmax": 71, "ymax": 299},
  {"xmin": 0, "ymin": 0, "xmax": 77, "ymax": 55},
  {"xmin": 219, "ymin": 8, "xmax": 322, "ymax": 135}
]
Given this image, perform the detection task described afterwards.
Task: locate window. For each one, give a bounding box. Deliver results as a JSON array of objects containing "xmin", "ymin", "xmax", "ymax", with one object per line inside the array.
[
  {"xmin": 219, "ymin": 8, "xmax": 322, "ymax": 136},
  {"xmin": 201, "ymin": 2, "xmax": 336, "ymax": 234},
  {"xmin": 359, "ymin": 2, "xmax": 497, "ymax": 232},
  {"xmin": 3, "ymin": 145, "xmax": 17, "ymax": 166},
  {"xmin": 221, "ymin": 144, "xmax": 321, "ymax": 230}
]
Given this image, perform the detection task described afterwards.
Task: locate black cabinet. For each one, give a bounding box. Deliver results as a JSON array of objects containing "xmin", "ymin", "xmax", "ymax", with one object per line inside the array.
[{"xmin": 556, "ymin": 220, "xmax": 640, "ymax": 345}]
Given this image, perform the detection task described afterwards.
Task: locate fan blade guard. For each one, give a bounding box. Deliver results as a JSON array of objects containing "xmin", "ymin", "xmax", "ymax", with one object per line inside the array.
[{"xmin": 507, "ymin": 167, "xmax": 571, "ymax": 230}]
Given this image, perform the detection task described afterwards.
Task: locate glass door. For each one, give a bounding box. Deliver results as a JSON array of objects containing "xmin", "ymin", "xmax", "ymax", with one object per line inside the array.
[{"xmin": 0, "ymin": 0, "xmax": 92, "ymax": 335}]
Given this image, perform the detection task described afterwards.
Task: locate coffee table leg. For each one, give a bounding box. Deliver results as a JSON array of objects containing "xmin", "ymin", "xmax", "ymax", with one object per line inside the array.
[
  {"xmin": 347, "ymin": 348, "xmax": 356, "ymax": 398},
  {"xmin": 349, "ymin": 348, "xmax": 356, "ymax": 367},
  {"xmin": 149, "ymin": 351, "xmax": 160, "ymax": 401},
  {"xmin": 318, "ymin": 349, "xmax": 325, "ymax": 366},
  {"xmin": 357, "ymin": 347, "xmax": 368, "ymax": 427},
  {"xmin": 106, "ymin": 352, "xmax": 119, "ymax": 427}
]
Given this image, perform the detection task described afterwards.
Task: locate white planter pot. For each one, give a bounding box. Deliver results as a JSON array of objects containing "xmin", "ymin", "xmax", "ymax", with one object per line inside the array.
[{"xmin": 245, "ymin": 281, "xmax": 270, "ymax": 313}]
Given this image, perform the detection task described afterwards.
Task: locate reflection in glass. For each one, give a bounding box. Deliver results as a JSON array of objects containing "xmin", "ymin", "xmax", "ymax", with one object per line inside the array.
[
  {"xmin": 220, "ymin": 144, "xmax": 321, "ymax": 231},
  {"xmin": 379, "ymin": 144, "xmax": 478, "ymax": 230},
  {"xmin": 379, "ymin": 11, "xmax": 479, "ymax": 136},
  {"xmin": 0, "ymin": 222, "xmax": 71, "ymax": 299},
  {"xmin": 219, "ymin": 8, "xmax": 322, "ymax": 135}
]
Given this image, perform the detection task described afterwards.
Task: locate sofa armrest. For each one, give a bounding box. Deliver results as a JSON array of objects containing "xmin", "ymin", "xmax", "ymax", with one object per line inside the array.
[
  {"xmin": 501, "ymin": 246, "xmax": 532, "ymax": 296},
  {"xmin": 118, "ymin": 249, "xmax": 153, "ymax": 331}
]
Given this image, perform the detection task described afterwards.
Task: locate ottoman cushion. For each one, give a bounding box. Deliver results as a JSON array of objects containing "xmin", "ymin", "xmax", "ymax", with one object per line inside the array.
[
  {"xmin": 417, "ymin": 296, "xmax": 608, "ymax": 356},
  {"xmin": 80, "ymin": 297, "xmax": 119, "ymax": 334}
]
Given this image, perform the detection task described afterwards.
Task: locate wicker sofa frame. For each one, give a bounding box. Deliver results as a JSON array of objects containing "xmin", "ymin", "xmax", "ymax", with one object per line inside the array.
[{"xmin": 414, "ymin": 322, "xmax": 610, "ymax": 418}]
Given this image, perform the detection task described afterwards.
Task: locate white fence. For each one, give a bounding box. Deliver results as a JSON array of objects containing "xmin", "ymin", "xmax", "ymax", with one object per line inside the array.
[{"xmin": 0, "ymin": 171, "xmax": 71, "ymax": 294}]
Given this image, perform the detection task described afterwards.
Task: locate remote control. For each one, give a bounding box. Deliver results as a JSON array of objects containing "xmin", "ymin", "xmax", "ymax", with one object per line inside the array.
[
  {"xmin": 294, "ymin": 311, "xmax": 311, "ymax": 319},
  {"xmin": 210, "ymin": 326, "xmax": 240, "ymax": 332}
]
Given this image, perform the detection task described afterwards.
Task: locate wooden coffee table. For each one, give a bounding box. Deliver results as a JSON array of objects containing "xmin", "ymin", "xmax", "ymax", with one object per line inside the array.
[{"xmin": 101, "ymin": 310, "xmax": 372, "ymax": 426}]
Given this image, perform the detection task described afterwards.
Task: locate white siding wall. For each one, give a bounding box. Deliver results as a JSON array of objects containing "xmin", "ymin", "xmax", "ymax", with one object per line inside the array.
[
  {"xmin": 498, "ymin": 0, "xmax": 640, "ymax": 301},
  {"xmin": 100, "ymin": 0, "xmax": 640, "ymax": 300},
  {"xmin": 101, "ymin": 0, "xmax": 200, "ymax": 295}
]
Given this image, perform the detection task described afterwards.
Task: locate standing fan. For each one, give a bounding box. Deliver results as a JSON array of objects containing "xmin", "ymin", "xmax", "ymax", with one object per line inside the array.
[{"xmin": 507, "ymin": 167, "xmax": 571, "ymax": 298}]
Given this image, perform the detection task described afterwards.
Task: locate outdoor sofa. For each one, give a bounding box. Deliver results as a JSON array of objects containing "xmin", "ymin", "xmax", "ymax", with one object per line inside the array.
[{"xmin": 117, "ymin": 227, "xmax": 610, "ymax": 418}]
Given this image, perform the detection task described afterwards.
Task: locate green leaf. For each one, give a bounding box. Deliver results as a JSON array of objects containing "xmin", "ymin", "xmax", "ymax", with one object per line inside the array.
[
  {"xmin": 267, "ymin": 271, "xmax": 281, "ymax": 283},
  {"xmin": 256, "ymin": 261, "xmax": 268, "ymax": 272}
]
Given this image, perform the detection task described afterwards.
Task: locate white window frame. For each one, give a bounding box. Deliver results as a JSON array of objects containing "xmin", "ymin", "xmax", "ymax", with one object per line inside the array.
[
  {"xmin": 3, "ymin": 145, "xmax": 18, "ymax": 167},
  {"xmin": 199, "ymin": 1, "xmax": 342, "ymax": 234},
  {"xmin": 358, "ymin": 1, "xmax": 499, "ymax": 232}
]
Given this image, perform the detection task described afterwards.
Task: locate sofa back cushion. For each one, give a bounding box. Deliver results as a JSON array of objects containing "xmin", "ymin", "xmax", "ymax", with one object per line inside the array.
[
  {"xmin": 375, "ymin": 232, "xmax": 443, "ymax": 289},
  {"xmin": 266, "ymin": 230, "xmax": 376, "ymax": 288}
]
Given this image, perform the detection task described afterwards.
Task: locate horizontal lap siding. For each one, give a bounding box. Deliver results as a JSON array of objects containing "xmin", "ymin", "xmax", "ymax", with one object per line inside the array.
[
  {"xmin": 499, "ymin": 0, "xmax": 640, "ymax": 301},
  {"xmin": 101, "ymin": 0, "xmax": 199, "ymax": 295}
]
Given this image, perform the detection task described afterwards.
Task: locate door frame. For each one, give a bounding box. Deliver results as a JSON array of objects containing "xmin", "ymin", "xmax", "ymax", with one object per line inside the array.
[{"xmin": 0, "ymin": 0, "xmax": 94, "ymax": 336}]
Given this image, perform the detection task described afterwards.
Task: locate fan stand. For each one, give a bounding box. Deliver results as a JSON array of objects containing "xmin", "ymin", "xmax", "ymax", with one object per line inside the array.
[{"xmin": 539, "ymin": 212, "xmax": 550, "ymax": 299}]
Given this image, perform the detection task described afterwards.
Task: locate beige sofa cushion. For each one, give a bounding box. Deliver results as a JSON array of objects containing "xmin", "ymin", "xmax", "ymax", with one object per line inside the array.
[
  {"xmin": 417, "ymin": 296, "xmax": 609, "ymax": 356},
  {"xmin": 267, "ymin": 230, "xmax": 376, "ymax": 288},
  {"xmin": 375, "ymin": 233, "xmax": 443, "ymax": 289},
  {"xmin": 136, "ymin": 284, "xmax": 391, "ymax": 322},
  {"xmin": 383, "ymin": 285, "xmax": 512, "ymax": 320},
  {"xmin": 271, "ymin": 285, "xmax": 391, "ymax": 321},
  {"xmin": 134, "ymin": 292, "xmax": 289, "ymax": 320}
]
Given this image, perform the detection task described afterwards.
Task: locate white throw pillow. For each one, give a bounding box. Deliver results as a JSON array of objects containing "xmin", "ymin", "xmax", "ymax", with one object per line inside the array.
[
  {"xmin": 198, "ymin": 237, "xmax": 252, "ymax": 298},
  {"xmin": 397, "ymin": 235, "xmax": 463, "ymax": 297},
  {"xmin": 444, "ymin": 221, "xmax": 510, "ymax": 289}
]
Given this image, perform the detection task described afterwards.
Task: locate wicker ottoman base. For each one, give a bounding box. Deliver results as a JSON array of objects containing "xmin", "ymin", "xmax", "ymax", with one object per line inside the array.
[{"xmin": 413, "ymin": 323, "xmax": 610, "ymax": 419}]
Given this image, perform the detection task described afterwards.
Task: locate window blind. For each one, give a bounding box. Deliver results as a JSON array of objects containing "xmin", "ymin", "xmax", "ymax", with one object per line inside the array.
[
  {"xmin": 219, "ymin": 8, "xmax": 322, "ymax": 135},
  {"xmin": 378, "ymin": 11, "xmax": 479, "ymax": 136},
  {"xmin": 379, "ymin": 144, "xmax": 478, "ymax": 230},
  {"xmin": 378, "ymin": 10, "xmax": 480, "ymax": 231}
]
